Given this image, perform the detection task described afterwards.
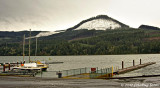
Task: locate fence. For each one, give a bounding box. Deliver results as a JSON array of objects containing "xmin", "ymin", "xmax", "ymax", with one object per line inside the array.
[
  {"xmin": 89, "ymin": 66, "xmax": 119, "ymax": 79},
  {"xmin": 29, "ymin": 66, "xmax": 119, "ymax": 78},
  {"xmin": 61, "ymin": 67, "xmax": 98, "ymax": 77},
  {"xmin": 35, "ymin": 67, "xmax": 98, "ymax": 78}
]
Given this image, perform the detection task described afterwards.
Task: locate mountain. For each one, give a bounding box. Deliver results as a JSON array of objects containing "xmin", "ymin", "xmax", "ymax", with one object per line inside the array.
[
  {"xmin": 0, "ymin": 31, "xmax": 41, "ymax": 44},
  {"xmin": 2, "ymin": 15, "xmax": 160, "ymax": 56},
  {"xmin": 67, "ymin": 15, "xmax": 129, "ymax": 31},
  {"xmin": 139, "ymin": 25, "xmax": 160, "ymax": 30}
]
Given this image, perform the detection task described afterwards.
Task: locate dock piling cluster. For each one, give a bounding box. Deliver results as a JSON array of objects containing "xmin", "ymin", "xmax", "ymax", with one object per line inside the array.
[{"xmin": 2, "ymin": 61, "xmax": 26, "ymax": 72}]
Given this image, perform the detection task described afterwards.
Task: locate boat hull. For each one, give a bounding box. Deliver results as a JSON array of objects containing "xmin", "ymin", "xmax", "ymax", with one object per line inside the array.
[{"xmin": 41, "ymin": 68, "xmax": 47, "ymax": 71}]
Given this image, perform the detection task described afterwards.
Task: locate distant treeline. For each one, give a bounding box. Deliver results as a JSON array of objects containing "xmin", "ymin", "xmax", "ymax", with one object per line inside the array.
[{"xmin": 0, "ymin": 29, "xmax": 160, "ymax": 56}]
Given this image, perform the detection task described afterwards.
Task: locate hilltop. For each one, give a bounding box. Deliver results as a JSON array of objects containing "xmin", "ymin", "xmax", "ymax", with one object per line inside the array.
[{"xmin": 67, "ymin": 15, "xmax": 129, "ymax": 31}]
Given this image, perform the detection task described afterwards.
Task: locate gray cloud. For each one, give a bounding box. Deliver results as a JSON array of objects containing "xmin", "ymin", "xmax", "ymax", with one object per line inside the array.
[{"xmin": 0, "ymin": 0, "xmax": 159, "ymax": 31}]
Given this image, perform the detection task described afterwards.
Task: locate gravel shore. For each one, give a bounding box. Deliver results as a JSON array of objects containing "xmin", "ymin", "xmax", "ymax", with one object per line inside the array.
[{"xmin": 0, "ymin": 76, "xmax": 160, "ymax": 88}]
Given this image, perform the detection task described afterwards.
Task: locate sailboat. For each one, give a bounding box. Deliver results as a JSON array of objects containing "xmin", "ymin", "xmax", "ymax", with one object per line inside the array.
[
  {"xmin": 12, "ymin": 29, "xmax": 48, "ymax": 72},
  {"xmin": 11, "ymin": 34, "xmax": 41, "ymax": 72},
  {"xmin": 28, "ymin": 29, "xmax": 49, "ymax": 71}
]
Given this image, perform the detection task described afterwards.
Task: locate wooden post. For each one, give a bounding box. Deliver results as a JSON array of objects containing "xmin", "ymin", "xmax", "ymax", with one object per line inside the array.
[
  {"xmin": 17, "ymin": 62, "xmax": 18, "ymax": 67},
  {"xmin": 140, "ymin": 59, "xmax": 141, "ymax": 65},
  {"xmin": 112, "ymin": 66, "xmax": 113, "ymax": 77},
  {"xmin": 133, "ymin": 60, "xmax": 135, "ymax": 66},
  {"xmin": 122, "ymin": 61, "xmax": 124, "ymax": 69},
  {"xmin": 8, "ymin": 62, "xmax": 10, "ymax": 70},
  {"xmin": 3, "ymin": 63, "xmax": 5, "ymax": 72}
]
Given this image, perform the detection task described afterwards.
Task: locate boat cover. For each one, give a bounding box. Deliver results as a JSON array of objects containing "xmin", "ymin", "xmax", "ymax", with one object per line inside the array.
[{"xmin": 24, "ymin": 63, "xmax": 37, "ymax": 67}]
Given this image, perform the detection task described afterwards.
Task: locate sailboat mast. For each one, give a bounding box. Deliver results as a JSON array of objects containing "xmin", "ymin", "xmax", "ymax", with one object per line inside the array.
[
  {"xmin": 35, "ymin": 37, "xmax": 38, "ymax": 56},
  {"xmin": 29, "ymin": 29, "xmax": 31, "ymax": 63},
  {"xmin": 23, "ymin": 34, "xmax": 25, "ymax": 62}
]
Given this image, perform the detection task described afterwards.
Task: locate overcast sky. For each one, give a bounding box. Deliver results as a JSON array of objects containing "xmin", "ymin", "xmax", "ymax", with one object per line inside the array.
[{"xmin": 0, "ymin": 0, "xmax": 160, "ymax": 31}]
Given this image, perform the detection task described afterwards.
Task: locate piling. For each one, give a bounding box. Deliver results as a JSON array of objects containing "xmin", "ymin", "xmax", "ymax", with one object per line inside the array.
[
  {"xmin": 112, "ymin": 66, "xmax": 113, "ymax": 76},
  {"xmin": 8, "ymin": 62, "xmax": 10, "ymax": 70},
  {"xmin": 133, "ymin": 60, "xmax": 135, "ymax": 66},
  {"xmin": 140, "ymin": 59, "xmax": 141, "ymax": 65},
  {"xmin": 122, "ymin": 61, "xmax": 124, "ymax": 69},
  {"xmin": 117, "ymin": 62, "xmax": 156, "ymax": 74},
  {"xmin": 58, "ymin": 71, "xmax": 62, "ymax": 78},
  {"xmin": 3, "ymin": 63, "xmax": 5, "ymax": 72},
  {"xmin": 17, "ymin": 62, "xmax": 19, "ymax": 67}
]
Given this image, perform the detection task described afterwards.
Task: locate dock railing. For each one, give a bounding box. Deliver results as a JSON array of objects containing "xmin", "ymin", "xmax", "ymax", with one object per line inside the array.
[
  {"xmin": 61, "ymin": 67, "xmax": 98, "ymax": 77},
  {"xmin": 89, "ymin": 66, "xmax": 119, "ymax": 79}
]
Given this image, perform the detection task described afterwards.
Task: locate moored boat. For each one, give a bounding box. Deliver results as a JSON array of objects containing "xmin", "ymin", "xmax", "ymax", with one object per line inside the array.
[
  {"xmin": 11, "ymin": 63, "xmax": 41, "ymax": 72},
  {"xmin": 31, "ymin": 60, "xmax": 49, "ymax": 71}
]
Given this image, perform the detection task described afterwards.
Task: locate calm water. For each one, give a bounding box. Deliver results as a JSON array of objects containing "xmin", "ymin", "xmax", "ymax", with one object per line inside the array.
[{"xmin": 0, "ymin": 54, "xmax": 160, "ymax": 77}]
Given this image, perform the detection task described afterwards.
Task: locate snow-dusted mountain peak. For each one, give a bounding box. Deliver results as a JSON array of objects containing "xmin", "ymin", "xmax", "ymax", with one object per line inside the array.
[
  {"xmin": 67, "ymin": 15, "xmax": 129, "ymax": 31},
  {"xmin": 75, "ymin": 19, "xmax": 121, "ymax": 30}
]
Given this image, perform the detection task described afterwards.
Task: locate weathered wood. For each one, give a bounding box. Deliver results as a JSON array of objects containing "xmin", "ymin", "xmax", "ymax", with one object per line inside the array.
[{"xmin": 117, "ymin": 62, "xmax": 156, "ymax": 74}]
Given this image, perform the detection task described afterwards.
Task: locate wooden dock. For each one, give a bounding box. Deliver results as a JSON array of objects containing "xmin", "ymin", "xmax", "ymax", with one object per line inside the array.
[
  {"xmin": 0, "ymin": 72, "xmax": 36, "ymax": 77},
  {"xmin": 116, "ymin": 62, "xmax": 156, "ymax": 74},
  {"xmin": 61, "ymin": 61, "xmax": 156, "ymax": 79}
]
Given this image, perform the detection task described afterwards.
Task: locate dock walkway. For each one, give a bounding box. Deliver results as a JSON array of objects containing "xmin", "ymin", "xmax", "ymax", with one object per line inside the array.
[
  {"xmin": 117, "ymin": 62, "xmax": 156, "ymax": 74},
  {"xmin": 62, "ymin": 61, "xmax": 156, "ymax": 79}
]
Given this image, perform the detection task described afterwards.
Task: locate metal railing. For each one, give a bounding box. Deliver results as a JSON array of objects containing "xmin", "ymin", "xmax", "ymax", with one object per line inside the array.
[
  {"xmin": 61, "ymin": 67, "xmax": 98, "ymax": 77},
  {"xmin": 89, "ymin": 66, "xmax": 119, "ymax": 79}
]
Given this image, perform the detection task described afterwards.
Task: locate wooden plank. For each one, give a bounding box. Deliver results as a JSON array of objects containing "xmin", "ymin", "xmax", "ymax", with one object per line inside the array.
[{"xmin": 117, "ymin": 62, "xmax": 156, "ymax": 74}]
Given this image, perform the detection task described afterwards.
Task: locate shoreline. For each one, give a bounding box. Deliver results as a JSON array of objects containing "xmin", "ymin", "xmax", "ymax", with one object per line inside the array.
[
  {"xmin": 0, "ymin": 76, "xmax": 160, "ymax": 88},
  {"xmin": 0, "ymin": 53, "xmax": 160, "ymax": 57}
]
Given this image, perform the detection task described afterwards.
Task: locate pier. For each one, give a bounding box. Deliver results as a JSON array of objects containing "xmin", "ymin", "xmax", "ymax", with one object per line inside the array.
[
  {"xmin": 117, "ymin": 62, "xmax": 156, "ymax": 74},
  {"xmin": 59, "ymin": 59, "xmax": 156, "ymax": 79},
  {"xmin": 0, "ymin": 59, "xmax": 156, "ymax": 78}
]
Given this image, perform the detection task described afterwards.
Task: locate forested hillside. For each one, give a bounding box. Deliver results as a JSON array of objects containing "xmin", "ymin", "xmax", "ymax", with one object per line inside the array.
[
  {"xmin": 1, "ymin": 14, "xmax": 160, "ymax": 56},
  {"xmin": 1, "ymin": 28, "xmax": 160, "ymax": 56},
  {"xmin": 0, "ymin": 31, "xmax": 41, "ymax": 44}
]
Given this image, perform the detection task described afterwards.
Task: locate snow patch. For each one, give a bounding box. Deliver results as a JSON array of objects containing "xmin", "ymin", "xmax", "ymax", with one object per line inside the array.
[
  {"xmin": 75, "ymin": 19, "xmax": 121, "ymax": 30},
  {"xmin": 25, "ymin": 31, "xmax": 59, "ymax": 39},
  {"xmin": 35, "ymin": 31, "xmax": 59, "ymax": 37}
]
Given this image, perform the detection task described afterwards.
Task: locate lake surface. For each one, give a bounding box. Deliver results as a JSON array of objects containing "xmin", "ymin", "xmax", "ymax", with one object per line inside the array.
[{"xmin": 0, "ymin": 54, "xmax": 160, "ymax": 78}]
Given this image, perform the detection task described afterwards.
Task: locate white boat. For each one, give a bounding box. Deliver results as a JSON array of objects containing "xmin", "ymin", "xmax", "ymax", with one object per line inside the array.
[
  {"xmin": 11, "ymin": 63, "xmax": 41, "ymax": 71},
  {"xmin": 31, "ymin": 60, "xmax": 49, "ymax": 71}
]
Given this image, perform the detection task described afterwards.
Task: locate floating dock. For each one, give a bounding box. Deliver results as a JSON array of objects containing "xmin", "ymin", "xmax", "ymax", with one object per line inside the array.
[
  {"xmin": 0, "ymin": 72, "xmax": 36, "ymax": 77},
  {"xmin": 60, "ymin": 60, "xmax": 156, "ymax": 79},
  {"xmin": 117, "ymin": 62, "xmax": 156, "ymax": 74}
]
